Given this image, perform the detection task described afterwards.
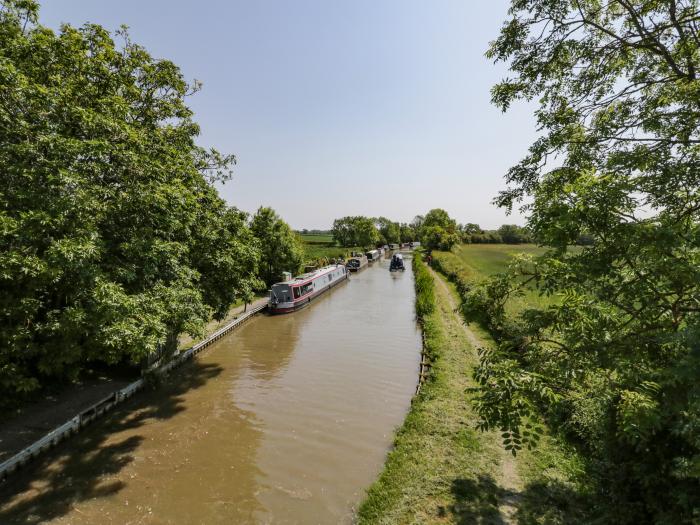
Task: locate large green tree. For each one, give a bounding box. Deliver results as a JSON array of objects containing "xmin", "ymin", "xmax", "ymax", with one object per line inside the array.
[
  {"xmin": 419, "ymin": 209, "xmax": 459, "ymax": 251},
  {"xmin": 469, "ymin": 1, "xmax": 700, "ymax": 522},
  {"xmin": 0, "ymin": 1, "xmax": 259, "ymax": 398},
  {"xmin": 398, "ymin": 222, "xmax": 417, "ymax": 243},
  {"xmin": 331, "ymin": 216, "xmax": 380, "ymax": 249},
  {"xmin": 251, "ymin": 207, "xmax": 303, "ymax": 286},
  {"xmin": 374, "ymin": 216, "xmax": 400, "ymax": 245}
]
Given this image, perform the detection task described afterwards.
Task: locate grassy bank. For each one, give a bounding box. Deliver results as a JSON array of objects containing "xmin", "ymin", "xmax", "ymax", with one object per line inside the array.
[{"xmin": 358, "ymin": 251, "xmax": 587, "ymax": 524}]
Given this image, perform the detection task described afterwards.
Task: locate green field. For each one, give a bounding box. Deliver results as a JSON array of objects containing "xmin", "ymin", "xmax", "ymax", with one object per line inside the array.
[
  {"xmin": 451, "ymin": 244, "xmax": 548, "ymax": 275},
  {"xmin": 299, "ymin": 233, "xmax": 364, "ymax": 263},
  {"xmin": 433, "ymin": 244, "xmax": 553, "ymax": 314}
]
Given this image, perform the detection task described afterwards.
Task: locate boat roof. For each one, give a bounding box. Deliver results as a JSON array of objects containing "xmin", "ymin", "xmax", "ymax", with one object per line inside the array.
[{"xmin": 273, "ymin": 265, "xmax": 342, "ymax": 286}]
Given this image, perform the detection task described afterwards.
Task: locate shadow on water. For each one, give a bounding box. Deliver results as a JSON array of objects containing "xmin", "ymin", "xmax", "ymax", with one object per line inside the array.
[
  {"xmin": 0, "ymin": 360, "xmax": 223, "ymax": 525},
  {"xmin": 438, "ymin": 475, "xmax": 591, "ymax": 525}
]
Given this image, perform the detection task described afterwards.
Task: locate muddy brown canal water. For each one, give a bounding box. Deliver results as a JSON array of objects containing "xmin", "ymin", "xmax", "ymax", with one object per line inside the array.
[{"xmin": 0, "ymin": 256, "xmax": 421, "ymax": 524}]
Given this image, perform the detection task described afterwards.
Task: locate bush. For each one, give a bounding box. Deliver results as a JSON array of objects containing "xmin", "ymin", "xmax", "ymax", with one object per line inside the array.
[{"xmin": 413, "ymin": 253, "xmax": 435, "ymax": 320}]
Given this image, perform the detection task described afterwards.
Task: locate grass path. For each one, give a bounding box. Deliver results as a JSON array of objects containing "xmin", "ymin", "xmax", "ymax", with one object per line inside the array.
[
  {"xmin": 428, "ymin": 265, "xmax": 523, "ymax": 523},
  {"xmin": 359, "ymin": 260, "xmax": 522, "ymax": 524}
]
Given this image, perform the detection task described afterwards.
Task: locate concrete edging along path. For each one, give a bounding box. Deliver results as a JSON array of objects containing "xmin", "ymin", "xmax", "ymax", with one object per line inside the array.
[{"xmin": 0, "ymin": 299, "xmax": 268, "ymax": 482}]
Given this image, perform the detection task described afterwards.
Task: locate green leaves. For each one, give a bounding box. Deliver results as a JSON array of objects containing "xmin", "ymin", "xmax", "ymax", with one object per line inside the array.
[
  {"xmin": 331, "ymin": 216, "xmax": 381, "ymax": 249},
  {"xmin": 0, "ymin": 2, "xmax": 257, "ymax": 403},
  {"xmin": 251, "ymin": 207, "xmax": 303, "ymax": 287},
  {"xmin": 418, "ymin": 209, "xmax": 460, "ymax": 251},
  {"xmin": 485, "ymin": 0, "xmax": 700, "ymax": 519}
]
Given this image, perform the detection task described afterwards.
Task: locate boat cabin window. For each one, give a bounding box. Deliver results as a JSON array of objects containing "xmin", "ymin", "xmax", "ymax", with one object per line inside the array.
[
  {"xmin": 272, "ymin": 284, "xmax": 292, "ymax": 303},
  {"xmin": 293, "ymin": 282, "xmax": 314, "ymax": 299}
]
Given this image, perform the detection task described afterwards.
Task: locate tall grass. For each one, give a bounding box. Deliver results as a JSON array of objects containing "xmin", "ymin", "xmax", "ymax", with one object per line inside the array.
[{"xmin": 412, "ymin": 252, "xmax": 435, "ymax": 320}]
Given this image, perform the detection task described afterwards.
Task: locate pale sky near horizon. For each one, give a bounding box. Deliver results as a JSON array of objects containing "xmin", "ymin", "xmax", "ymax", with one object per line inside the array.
[{"xmin": 40, "ymin": 1, "xmax": 536, "ymax": 230}]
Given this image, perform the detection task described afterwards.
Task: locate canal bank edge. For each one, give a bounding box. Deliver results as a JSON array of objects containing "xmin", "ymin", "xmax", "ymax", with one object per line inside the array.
[{"xmin": 0, "ymin": 300, "xmax": 268, "ymax": 481}]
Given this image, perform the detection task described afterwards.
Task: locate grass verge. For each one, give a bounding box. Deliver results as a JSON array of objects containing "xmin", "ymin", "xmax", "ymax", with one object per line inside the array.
[
  {"xmin": 359, "ymin": 250, "xmax": 590, "ymax": 524},
  {"xmin": 358, "ymin": 253, "xmax": 508, "ymax": 524}
]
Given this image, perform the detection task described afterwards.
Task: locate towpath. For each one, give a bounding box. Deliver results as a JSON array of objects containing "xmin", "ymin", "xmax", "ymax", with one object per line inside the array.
[{"xmin": 427, "ymin": 265, "xmax": 523, "ymax": 524}]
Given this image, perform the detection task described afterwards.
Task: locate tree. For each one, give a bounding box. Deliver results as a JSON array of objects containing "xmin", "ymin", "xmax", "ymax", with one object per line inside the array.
[
  {"xmin": 421, "ymin": 209, "xmax": 456, "ymax": 231},
  {"xmin": 0, "ymin": 1, "xmax": 258, "ymax": 398},
  {"xmin": 421, "ymin": 226, "xmax": 460, "ymax": 252},
  {"xmin": 398, "ymin": 223, "xmax": 416, "ymax": 243},
  {"xmin": 462, "ymin": 223, "xmax": 483, "ymax": 235},
  {"xmin": 472, "ymin": 1, "xmax": 700, "ymax": 521},
  {"xmin": 331, "ymin": 216, "xmax": 380, "ymax": 248},
  {"xmin": 410, "ymin": 215, "xmax": 425, "ymax": 231},
  {"xmin": 251, "ymin": 207, "xmax": 303, "ymax": 287},
  {"xmin": 331, "ymin": 217, "xmax": 354, "ymax": 247},
  {"xmin": 419, "ymin": 209, "xmax": 459, "ymax": 250},
  {"xmin": 354, "ymin": 216, "xmax": 380, "ymax": 249},
  {"xmin": 496, "ymin": 224, "xmax": 531, "ymax": 244},
  {"xmin": 374, "ymin": 217, "xmax": 400, "ymax": 245}
]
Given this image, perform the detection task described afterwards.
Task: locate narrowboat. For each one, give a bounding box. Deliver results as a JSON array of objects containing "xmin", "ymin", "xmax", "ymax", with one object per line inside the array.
[
  {"xmin": 346, "ymin": 254, "xmax": 368, "ymax": 272},
  {"xmin": 269, "ymin": 264, "xmax": 348, "ymax": 314},
  {"xmin": 365, "ymin": 249, "xmax": 381, "ymax": 262},
  {"xmin": 390, "ymin": 253, "xmax": 405, "ymax": 272}
]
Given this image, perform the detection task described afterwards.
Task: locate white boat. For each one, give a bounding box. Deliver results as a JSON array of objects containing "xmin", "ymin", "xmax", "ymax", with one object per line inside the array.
[
  {"xmin": 365, "ymin": 249, "xmax": 381, "ymax": 262},
  {"xmin": 269, "ymin": 264, "xmax": 348, "ymax": 314}
]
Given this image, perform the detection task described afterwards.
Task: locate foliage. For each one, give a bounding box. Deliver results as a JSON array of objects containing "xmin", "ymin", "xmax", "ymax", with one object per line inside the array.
[
  {"xmin": 419, "ymin": 208, "xmax": 460, "ymax": 251},
  {"xmin": 331, "ymin": 216, "xmax": 380, "ymax": 248},
  {"xmin": 497, "ymin": 224, "xmax": 532, "ymax": 244},
  {"xmin": 421, "ymin": 225, "xmax": 460, "ymax": 251},
  {"xmin": 462, "ymin": 223, "xmax": 483, "ymax": 235},
  {"xmin": 398, "ymin": 222, "xmax": 417, "ymax": 243},
  {"xmin": 0, "ymin": 0, "xmax": 260, "ymax": 400},
  {"xmin": 422, "ymin": 208, "xmax": 457, "ymax": 231},
  {"xmin": 479, "ymin": 1, "xmax": 700, "ymax": 521},
  {"xmin": 250, "ymin": 207, "xmax": 303, "ymax": 286},
  {"xmin": 413, "ymin": 252, "xmax": 435, "ymax": 319},
  {"xmin": 373, "ymin": 216, "xmax": 400, "ymax": 245},
  {"xmin": 360, "ymin": 253, "xmax": 589, "ymax": 524}
]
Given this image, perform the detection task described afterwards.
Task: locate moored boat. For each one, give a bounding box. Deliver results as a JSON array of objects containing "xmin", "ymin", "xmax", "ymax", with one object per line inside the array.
[
  {"xmin": 346, "ymin": 254, "xmax": 368, "ymax": 272},
  {"xmin": 365, "ymin": 249, "xmax": 381, "ymax": 262},
  {"xmin": 269, "ymin": 264, "xmax": 348, "ymax": 314}
]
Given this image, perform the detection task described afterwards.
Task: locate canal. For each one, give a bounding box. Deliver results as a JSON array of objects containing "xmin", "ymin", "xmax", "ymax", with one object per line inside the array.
[{"xmin": 0, "ymin": 255, "xmax": 421, "ymax": 524}]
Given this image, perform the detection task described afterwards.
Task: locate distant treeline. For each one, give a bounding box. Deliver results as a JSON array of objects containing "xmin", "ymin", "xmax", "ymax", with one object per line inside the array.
[
  {"xmin": 315, "ymin": 212, "xmax": 588, "ymax": 253},
  {"xmin": 460, "ymin": 224, "xmax": 594, "ymax": 245}
]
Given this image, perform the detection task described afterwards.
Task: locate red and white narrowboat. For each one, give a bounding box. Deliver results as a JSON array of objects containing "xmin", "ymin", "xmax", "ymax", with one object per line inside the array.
[{"xmin": 269, "ymin": 264, "xmax": 348, "ymax": 314}]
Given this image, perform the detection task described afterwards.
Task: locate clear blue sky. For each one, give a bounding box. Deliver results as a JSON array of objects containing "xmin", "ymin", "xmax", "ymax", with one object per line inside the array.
[{"xmin": 40, "ymin": 0, "xmax": 535, "ymax": 230}]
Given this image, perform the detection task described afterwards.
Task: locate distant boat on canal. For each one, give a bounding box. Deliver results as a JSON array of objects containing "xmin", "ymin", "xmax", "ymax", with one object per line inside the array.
[
  {"xmin": 390, "ymin": 253, "xmax": 405, "ymax": 272},
  {"xmin": 346, "ymin": 253, "xmax": 368, "ymax": 272},
  {"xmin": 365, "ymin": 249, "xmax": 381, "ymax": 263},
  {"xmin": 269, "ymin": 264, "xmax": 348, "ymax": 314}
]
